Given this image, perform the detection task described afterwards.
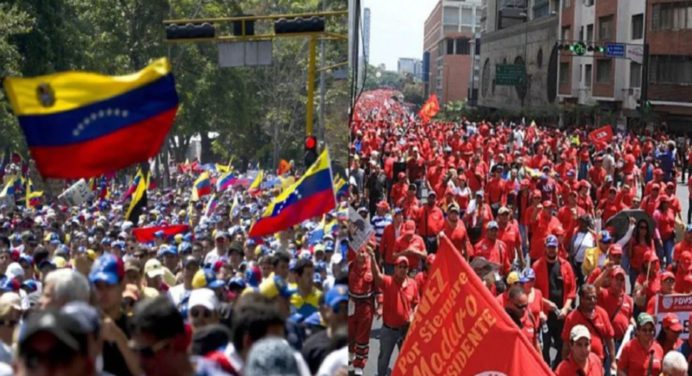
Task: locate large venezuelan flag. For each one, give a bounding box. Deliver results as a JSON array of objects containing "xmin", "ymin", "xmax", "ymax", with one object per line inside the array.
[
  {"xmin": 2, "ymin": 58, "xmax": 178, "ymax": 179},
  {"xmin": 191, "ymin": 172, "xmax": 212, "ymax": 201},
  {"xmin": 249, "ymin": 149, "xmax": 336, "ymax": 238}
]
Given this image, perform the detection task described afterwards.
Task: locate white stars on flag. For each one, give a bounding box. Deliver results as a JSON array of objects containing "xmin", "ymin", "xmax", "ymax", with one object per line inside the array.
[{"xmin": 72, "ymin": 108, "xmax": 130, "ymax": 137}]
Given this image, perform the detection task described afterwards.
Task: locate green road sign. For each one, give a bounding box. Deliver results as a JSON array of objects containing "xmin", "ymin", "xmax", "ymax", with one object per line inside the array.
[{"xmin": 495, "ymin": 64, "xmax": 526, "ymax": 86}]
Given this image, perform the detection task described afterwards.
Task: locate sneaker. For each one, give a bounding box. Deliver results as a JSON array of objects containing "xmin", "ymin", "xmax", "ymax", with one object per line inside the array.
[{"xmin": 354, "ymin": 368, "xmax": 364, "ymax": 376}]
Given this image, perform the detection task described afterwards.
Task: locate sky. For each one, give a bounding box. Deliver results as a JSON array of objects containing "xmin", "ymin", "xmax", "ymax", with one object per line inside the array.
[{"xmin": 362, "ymin": 0, "xmax": 438, "ymax": 71}]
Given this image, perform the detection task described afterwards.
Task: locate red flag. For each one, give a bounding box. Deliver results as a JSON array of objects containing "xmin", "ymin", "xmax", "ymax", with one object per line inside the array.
[
  {"xmin": 277, "ymin": 159, "xmax": 291, "ymax": 175},
  {"xmin": 132, "ymin": 224, "xmax": 189, "ymax": 243},
  {"xmin": 588, "ymin": 125, "xmax": 613, "ymax": 151},
  {"xmin": 392, "ymin": 236, "xmax": 553, "ymax": 376},
  {"xmin": 418, "ymin": 94, "xmax": 440, "ymax": 123}
]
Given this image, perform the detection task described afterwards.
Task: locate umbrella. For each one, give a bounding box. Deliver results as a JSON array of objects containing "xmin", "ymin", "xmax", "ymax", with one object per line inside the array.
[{"xmin": 605, "ymin": 209, "xmax": 654, "ymax": 241}]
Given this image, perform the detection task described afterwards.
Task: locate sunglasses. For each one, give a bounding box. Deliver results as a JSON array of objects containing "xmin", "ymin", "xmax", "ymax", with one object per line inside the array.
[
  {"xmin": 190, "ymin": 308, "xmax": 212, "ymax": 319},
  {"xmin": 23, "ymin": 342, "xmax": 78, "ymax": 370},
  {"xmin": 130, "ymin": 338, "xmax": 171, "ymax": 358}
]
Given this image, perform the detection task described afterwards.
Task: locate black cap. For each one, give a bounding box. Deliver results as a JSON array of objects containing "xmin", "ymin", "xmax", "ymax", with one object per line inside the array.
[
  {"xmin": 183, "ymin": 256, "xmax": 199, "ymax": 267},
  {"xmin": 19, "ymin": 310, "xmax": 88, "ymax": 356}
]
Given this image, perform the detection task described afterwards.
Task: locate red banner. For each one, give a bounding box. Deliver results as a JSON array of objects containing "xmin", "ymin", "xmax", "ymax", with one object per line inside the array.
[
  {"xmin": 588, "ymin": 125, "xmax": 613, "ymax": 151},
  {"xmin": 392, "ymin": 236, "xmax": 553, "ymax": 376},
  {"xmin": 132, "ymin": 224, "xmax": 190, "ymax": 243}
]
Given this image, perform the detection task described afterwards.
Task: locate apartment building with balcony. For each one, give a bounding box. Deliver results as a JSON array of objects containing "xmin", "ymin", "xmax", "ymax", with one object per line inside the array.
[{"xmin": 558, "ymin": 0, "xmax": 646, "ymax": 128}]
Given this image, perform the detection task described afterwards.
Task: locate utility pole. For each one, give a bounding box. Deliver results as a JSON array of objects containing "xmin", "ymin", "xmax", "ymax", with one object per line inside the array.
[{"xmin": 318, "ymin": 0, "xmax": 327, "ymax": 142}]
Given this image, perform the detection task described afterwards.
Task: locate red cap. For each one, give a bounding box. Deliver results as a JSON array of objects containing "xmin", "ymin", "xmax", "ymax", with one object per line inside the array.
[
  {"xmin": 662, "ymin": 313, "xmax": 683, "ymax": 332},
  {"xmin": 611, "ymin": 266, "xmax": 626, "ymax": 278},
  {"xmin": 532, "ymin": 190, "xmax": 542, "ymax": 199},
  {"xmin": 402, "ymin": 220, "xmax": 416, "ymax": 235},
  {"xmin": 376, "ymin": 200, "xmax": 390, "ymax": 210},
  {"xmin": 666, "ymin": 182, "xmax": 675, "ymax": 189},
  {"xmin": 662, "ymin": 271, "xmax": 676, "ymax": 281},
  {"xmin": 659, "ymin": 195, "xmax": 670, "ymax": 203},
  {"xmin": 644, "ymin": 251, "xmax": 659, "ymax": 264},
  {"xmin": 579, "ymin": 180, "xmax": 591, "ymax": 189},
  {"xmin": 542, "ymin": 200, "xmax": 553, "ymax": 208},
  {"xmin": 654, "ymin": 168, "xmax": 664, "ymax": 176},
  {"xmin": 396, "ymin": 256, "xmax": 409, "ymax": 267},
  {"xmin": 652, "ymin": 183, "xmax": 661, "ymax": 191},
  {"xmin": 608, "ymin": 244, "xmax": 623, "ymax": 256},
  {"xmin": 520, "ymin": 179, "xmax": 530, "ymax": 188},
  {"xmin": 398, "ymin": 172, "xmax": 406, "ymax": 179}
]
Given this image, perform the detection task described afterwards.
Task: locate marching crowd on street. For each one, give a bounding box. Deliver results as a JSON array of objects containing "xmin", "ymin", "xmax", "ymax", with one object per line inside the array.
[
  {"xmin": 0, "ymin": 161, "xmax": 350, "ymax": 376},
  {"xmin": 348, "ymin": 89, "xmax": 692, "ymax": 376}
]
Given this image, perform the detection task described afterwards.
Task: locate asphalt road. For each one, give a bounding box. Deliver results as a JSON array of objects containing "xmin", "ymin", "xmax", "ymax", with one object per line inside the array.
[{"xmin": 362, "ymin": 181, "xmax": 690, "ymax": 376}]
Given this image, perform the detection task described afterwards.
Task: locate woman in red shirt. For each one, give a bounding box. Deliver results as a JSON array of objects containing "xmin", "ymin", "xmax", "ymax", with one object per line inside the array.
[
  {"xmin": 617, "ymin": 313, "xmax": 664, "ymax": 376},
  {"xmin": 520, "ymin": 268, "xmax": 546, "ymax": 326},
  {"xmin": 653, "ymin": 196, "xmax": 676, "ymax": 268},
  {"xmin": 628, "ymin": 219, "xmax": 655, "ymax": 289},
  {"xmin": 656, "ymin": 313, "xmax": 684, "ymax": 356}
]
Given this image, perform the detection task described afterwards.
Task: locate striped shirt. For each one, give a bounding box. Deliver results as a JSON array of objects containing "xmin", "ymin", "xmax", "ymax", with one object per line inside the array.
[{"xmin": 371, "ymin": 214, "xmax": 392, "ymax": 245}]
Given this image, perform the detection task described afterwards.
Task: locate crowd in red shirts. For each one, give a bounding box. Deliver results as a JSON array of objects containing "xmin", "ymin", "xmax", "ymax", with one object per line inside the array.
[{"xmin": 348, "ymin": 89, "xmax": 691, "ymax": 376}]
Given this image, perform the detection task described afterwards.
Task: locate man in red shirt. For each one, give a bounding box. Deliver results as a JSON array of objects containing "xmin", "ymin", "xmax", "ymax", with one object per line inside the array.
[
  {"xmin": 503, "ymin": 285, "xmax": 540, "ymax": 351},
  {"xmin": 369, "ymin": 248, "xmax": 419, "ymax": 376},
  {"xmin": 533, "ymin": 235, "xmax": 577, "ymax": 367},
  {"xmin": 562, "ymin": 284, "xmax": 616, "ymax": 374},
  {"xmin": 417, "ymin": 191, "xmax": 445, "ymax": 253},
  {"xmin": 443, "ymin": 203, "xmax": 471, "ymax": 259},
  {"xmin": 594, "ymin": 266, "xmax": 633, "ymax": 351},
  {"xmin": 497, "ymin": 206, "xmax": 523, "ymax": 270},
  {"xmin": 390, "ymin": 172, "xmax": 409, "ymax": 207},
  {"xmin": 555, "ymin": 325, "xmax": 604, "ymax": 376},
  {"xmin": 392, "ymin": 220, "xmax": 427, "ymax": 274},
  {"xmin": 474, "ymin": 221, "xmax": 511, "ymax": 276},
  {"xmin": 529, "ymin": 200, "xmax": 563, "ymax": 262},
  {"xmin": 380, "ymin": 208, "xmax": 404, "ymax": 275}
]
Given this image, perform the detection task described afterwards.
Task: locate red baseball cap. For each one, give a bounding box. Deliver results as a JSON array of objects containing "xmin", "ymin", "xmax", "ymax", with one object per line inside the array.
[
  {"xmin": 608, "ymin": 244, "xmax": 623, "ymax": 256},
  {"xmin": 396, "ymin": 256, "xmax": 409, "ymax": 267},
  {"xmin": 402, "ymin": 220, "xmax": 416, "ymax": 236},
  {"xmin": 662, "ymin": 271, "xmax": 676, "ymax": 282},
  {"xmin": 610, "ymin": 266, "xmax": 626, "ymax": 278},
  {"xmin": 662, "ymin": 313, "xmax": 683, "ymax": 332}
]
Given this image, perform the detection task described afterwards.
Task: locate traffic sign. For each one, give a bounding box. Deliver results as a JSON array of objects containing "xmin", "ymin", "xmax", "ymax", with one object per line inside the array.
[
  {"xmin": 495, "ymin": 64, "xmax": 526, "ymax": 86},
  {"xmin": 606, "ymin": 43, "xmax": 625, "ymax": 58}
]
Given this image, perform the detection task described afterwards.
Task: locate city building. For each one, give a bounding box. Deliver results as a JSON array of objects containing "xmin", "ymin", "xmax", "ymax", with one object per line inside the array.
[
  {"xmin": 644, "ymin": 0, "xmax": 692, "ymax": 132},
  {"xmin": 557, "ymin": 0, "xmax": 646, "ymax": 129},
  {"xmin": 397, "ymin": 57, "xmax": 423, "ymax": 78},
  {"xmin": 477, "ymin": 0, "xmax": 560, "ymax": 113},
  {"xmin": 363, "ymin": 7, "xmax": 371, "ymax": 62},
  {"xmin": 423, "ymin": 0, "xmax": 484, "ymax": 103}
]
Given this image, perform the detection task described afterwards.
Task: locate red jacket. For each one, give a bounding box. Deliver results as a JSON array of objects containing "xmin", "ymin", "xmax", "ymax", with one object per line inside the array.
[{"xmin": 532, "ymin": 256, "xmax": 577, "ymax": 307}]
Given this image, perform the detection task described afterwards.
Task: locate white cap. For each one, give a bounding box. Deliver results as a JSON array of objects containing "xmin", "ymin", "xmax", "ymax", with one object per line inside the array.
[
  {"xmin": 570, "ymin": 324, "xmax": 591, "ymax": 342},
  {"xmin": 6, "ymin": 263, "xmax": 24, "ymax": 280},
  {"xmin": 143, "ymin": 259, "xmax": 164, "ymax": 278},
  {"xmin": 188, "ymin": 288, "xmax": 219, "ymax": 312},
  {"xmin": 121, "ymin": 221, "xmax": 134, "ymax": 231},
  {"xmin": 0, "ymin": 292, "xmax": 22, "ymax": 317}
]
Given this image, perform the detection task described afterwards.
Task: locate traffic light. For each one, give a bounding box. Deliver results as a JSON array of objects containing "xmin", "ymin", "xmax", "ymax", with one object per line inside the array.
[
  {"xmin": 587, "ymin": 45, "xmax": 606, "ymax": 53},
  {"xmin": 304, "ymin": 136, "xmax": 318, "ymax": 168},
  {"xmin": 165, "ymin": 23, "xmax": 216, "ymax": 40},
  {"xmin": 570, "ymin": 41, "xmax": 587, "ymax": 56},
  {"xmin": 274, "ymin": 16, "xmax": 325, "ymax": 34}
]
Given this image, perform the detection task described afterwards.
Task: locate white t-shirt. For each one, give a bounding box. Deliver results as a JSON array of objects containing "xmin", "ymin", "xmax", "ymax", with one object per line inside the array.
[
  {"xmin": 572, "ymin": 232, "xmax": 596, "ymax": 263},
  {"xmin": 317, "ymin": 346, "xmax": 348, "ymax": 376}
]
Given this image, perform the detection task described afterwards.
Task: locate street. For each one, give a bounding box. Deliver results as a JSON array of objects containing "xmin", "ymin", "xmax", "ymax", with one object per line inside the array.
[{"xmin": 363, "ymin": 180, "xmax": 690, "ymax": 376}]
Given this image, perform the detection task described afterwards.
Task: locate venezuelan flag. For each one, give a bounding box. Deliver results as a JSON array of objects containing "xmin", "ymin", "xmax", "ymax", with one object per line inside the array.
[
  {"xmin": 249, "ymin": 149, "xmax": 336, "ymax": 238},
  {"xmin": 25, "ymin": 179, "xmax": 43, "ymax": 209},
  {"xmin": 126, "ymin": 170, "xmax": 149, "ymax": 223},
  {"xmin": 2, "ymin": 58, "xmax": 178, "ymax": 179},
  {"xmin": 216, "ymin": 172, "xmax": 236, "ymax": 192},
  {"xmin": 192, "ymin": 172, "xmax": 211, "ymax": 201},
  {"xmin": 204, "ymin": 194, "xmax": 218, "ymax": 217},
  {"xmin": 248, "ymin": 170, "xmax": 264, "ymax": 194}
]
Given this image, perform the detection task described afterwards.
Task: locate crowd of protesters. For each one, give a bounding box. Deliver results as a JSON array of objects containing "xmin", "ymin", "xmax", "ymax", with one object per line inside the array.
[
  {"xmin": 348, "ymin": 89, "xmax": 692, "ymax": 376},
  {"xmin": 0, "ymin": 160, "xmax": 350, "ymax": 376}
]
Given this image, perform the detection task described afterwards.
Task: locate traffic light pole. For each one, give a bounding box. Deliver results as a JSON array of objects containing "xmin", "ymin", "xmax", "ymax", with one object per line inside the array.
[{"xmin": 306, "ymin": 35, "xmax": 317, "ymax": 137}]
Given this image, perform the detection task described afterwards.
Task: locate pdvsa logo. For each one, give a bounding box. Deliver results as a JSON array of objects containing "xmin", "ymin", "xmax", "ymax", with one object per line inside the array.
[
  {"xmin": 662, "ymin": 296, "xmax": 673, "ymax": 310},
  {"xmin": 475, "ymin": 372, "xmax": 508, "ymax": 376}
]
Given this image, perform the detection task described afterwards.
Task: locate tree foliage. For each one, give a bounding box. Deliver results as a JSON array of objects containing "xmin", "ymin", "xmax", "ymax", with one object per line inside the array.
[{"xmin": 0, "ymin": 0, "xmax": 348, "ymax": 173}]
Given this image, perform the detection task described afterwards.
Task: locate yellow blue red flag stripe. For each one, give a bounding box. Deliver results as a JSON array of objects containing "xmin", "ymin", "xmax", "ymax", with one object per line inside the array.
[
  {"xmin": 2, "ymin": 58, "xmax": 178, "ymax": 179},
  {"xmin": 249, "ymin": 149, "xmax": 336, "ymax": 238}
]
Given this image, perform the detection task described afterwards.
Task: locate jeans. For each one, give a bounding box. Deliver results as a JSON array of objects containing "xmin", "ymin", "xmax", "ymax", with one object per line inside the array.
[
  {"xmin": 663, "ymin": 238, "xmax": 675, "ymax": 268},
  {"xmin": 378, "ymin": 324, "xmax": 408, "ymax": 376},
  {"xmin": 519, "ymin": 224, "xmax": 529, "ymax": 260},
  {"xmin": 628, "ymin": 269, "xmax": 639, "ymax": 296}
]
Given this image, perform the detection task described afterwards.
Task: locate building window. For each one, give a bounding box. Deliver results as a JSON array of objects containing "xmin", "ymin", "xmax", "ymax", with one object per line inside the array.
[
  {"xmin": 447, "ymin": 39, "xmax": 455, "ymax": 55},
  {"xmin": 630, "ymin": 62, "xmax": 642, "ymax": 88},
  {"xmin": 585, "ymin": 64, "xmax": 592, "ymax": 87},
  {"xmin": 562, "ymin": 0, "xmax": 571, "ymax": 9},
  {"xmin": 598, "ymin": 16, "xmax": 613, "ymax": 42},
  {"xmin": 560, "ymin": 62, "xmax": 569, "ymax": 84},
  {"xmin": 534, "ymin": 0, "xmax": 549, "ymax": 18},
  {"xmin": 650, "ymin": 55, "xmax": 692, "ymax": 84},
  {"xmin": 652, "ymin": 3, "xmax": 692, "ymax": 31},
  {"xmin": 482, "ymin": 59, "xmax": 490, "ymax": 98},
  {"xmin": 562, "ymin": 26, "xmax": 571, "ymax": 41},
  {"xmin": 443, "ymin": 6, "xmax": 460, "ymax": 26},
  {"xmin": 579, "ymin": 26, "xmax": 584, "ymax": 41},
  {"xmin": 631, "ymin": 14, "xmax": 643, "ymax": 39},
  {"xmin": 455, "ymin": 38, "xmax": 470, "ymax": 55},
  {"xmin": 586, "ymin": 24, "xmax": 594, "ymax": 42},
  {"xmin": 461, "ymin": 7, "xmax": 473, "ymax": 25},
  {"xmin": 596, "ymin": 59, "xmax": 611, "ymax": 83}
]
